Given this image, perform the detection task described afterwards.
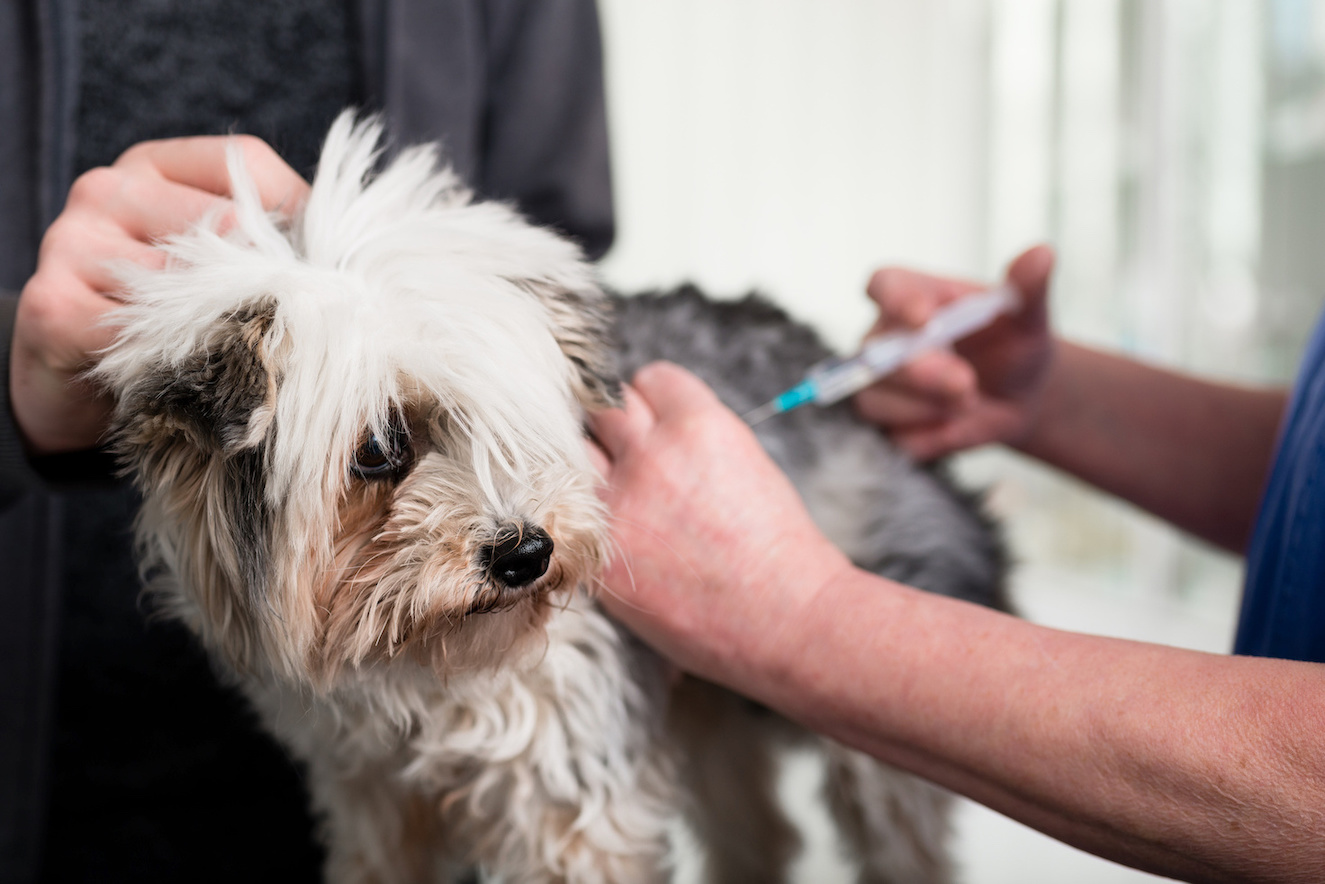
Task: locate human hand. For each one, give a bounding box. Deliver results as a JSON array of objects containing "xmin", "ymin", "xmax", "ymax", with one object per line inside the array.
[
  {"xmin": 589, "ymin": 362, "xmax": 852, "ymax": 689},
  {"xmin": 10, "ymin": 135, "xmax": 308, "ymax": 455},
  {"xmin": 853, "ymin": 245, "xmax": 1056, "ymax": 461}
]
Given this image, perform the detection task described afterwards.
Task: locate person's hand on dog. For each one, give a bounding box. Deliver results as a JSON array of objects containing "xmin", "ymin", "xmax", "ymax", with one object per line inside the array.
[
  {"xmin": 10, "ymin": 135, "xmax": 308, "ymax": 455},
  {"xmin": 590, "ymin": 362, "xmax": 853, "ymax": 690},
  {"xmin": 853, "ymin": 244, "xmax": 1056, "ymax": 461}
]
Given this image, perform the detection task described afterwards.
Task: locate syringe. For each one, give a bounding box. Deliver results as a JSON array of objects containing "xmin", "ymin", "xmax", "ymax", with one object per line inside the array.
[{"xmin": 743, "ymin": 284, "xmax": 1018, "ymax": 426}]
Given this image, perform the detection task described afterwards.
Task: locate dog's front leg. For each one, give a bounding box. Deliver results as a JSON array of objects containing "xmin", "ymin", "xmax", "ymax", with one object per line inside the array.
[
  {"xmin": 413, "ymin": 608, "xmax": 676, "ymax": 883},
  {"xmin": 426, "ymin": 751, "xmax": 673, "ymax": 884},
  {"xmin": 303, "ymin": 754, "xmax": 460, "ymax": 884}
]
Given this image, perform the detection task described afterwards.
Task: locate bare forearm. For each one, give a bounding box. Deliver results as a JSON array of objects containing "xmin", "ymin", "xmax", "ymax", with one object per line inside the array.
[
  {"xmin": 1015, "ymin": 342, "xmax": 1287, "ymax": 552},
  {"xmin": 742, "ymin": 569, "xmax": 1325, "ymax": 884},
  {"xmin": 595, "ymin": 364, "xmax": 1325, "ymax": 882}
]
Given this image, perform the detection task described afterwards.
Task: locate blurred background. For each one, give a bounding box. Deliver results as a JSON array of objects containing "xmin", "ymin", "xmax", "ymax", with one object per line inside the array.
[{"xmin": 595, "ymin": 0, "xmax": 1325, "ymax": 881}]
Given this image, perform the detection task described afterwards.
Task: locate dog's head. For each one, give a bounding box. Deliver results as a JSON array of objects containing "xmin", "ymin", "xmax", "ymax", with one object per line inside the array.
[{"xmin": 95, "ymin": 114, "xmax": 621, "ymax": 686}]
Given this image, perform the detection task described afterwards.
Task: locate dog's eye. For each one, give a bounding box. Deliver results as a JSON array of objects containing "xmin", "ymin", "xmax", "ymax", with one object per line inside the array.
[{"xmin": 352, "ymin": 422, "xmax": 412, "ymax": 479}]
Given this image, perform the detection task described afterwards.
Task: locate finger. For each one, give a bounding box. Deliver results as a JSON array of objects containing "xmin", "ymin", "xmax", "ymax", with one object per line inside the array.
[
  {"xmin": 855, "ymin": 350, "xmax": 976, "ymax": 410},
  {"xmin": 64, "ymin": 167, "xmax": 229, "ymax": 243},
  {"xmin": 865, "ymin": 266, "xmax": 983, "ymax": 330},
  {"xmin": 629, "ymin": 361, "xmax": 725, "ymax": 421},
  {"xmin": 115, "ymin": 134, "xmax": 308, "ymax": 211},
  {"xmin": 852, "ymin": 386, "xmax": 960, "ymax": 429},
  {"xmin": 86, "ymin": 249, "xmax": 169, "ymax": 296},
  {"xmin": 896, "ymin": 350, "xmax": 978, "ymax": 402},
  {"xmin": 60, "ymin": 233, "xmax": 166, "ymax": 295},
  {"xmin": 17, "ymin": 269, "xmax": 123, "ymax": 367},
  {"xmin": 588, "ymin": 383, "xmax": 657, "ymax": 460},
  {"xmin": 893, "ymin": 418, "xmax": 989, "ymax": 464},
  {"xmin": 38, "ymin": 210, "xmax": 170, "ymax": 292},
  {"xmin": 890, "ymin": 425, "xmax": 950, "ymax": 462},
  {"xmin": 1005, "ymin": 243, "xmax": 1055, "ymax": 328},
  {"xmin": 585, "ymin": 437, "xmax": 611, "ymax": 480}
]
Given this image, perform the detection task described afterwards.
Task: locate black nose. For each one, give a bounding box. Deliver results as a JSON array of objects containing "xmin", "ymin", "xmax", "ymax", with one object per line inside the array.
[{"xmin": 485, "ymin": 526, "xmax": 554, "ymax": 588}]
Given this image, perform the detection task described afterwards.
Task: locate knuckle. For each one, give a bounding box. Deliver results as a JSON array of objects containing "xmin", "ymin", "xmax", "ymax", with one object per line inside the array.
[
  {"xmin": 66, "ymin": 165, "xmax": 123, "ymax": 208},
  {"xmin": 37, "ymin": 216, "xmax": 75, "ymax": 259},
  {"xmin": 868, "ymin": 268, "xmax": 918, "ymax": 313},
  {"xmin": 866, "ymin": 268, "xmax": 893, "ymax": 299},
  {"xmin": 18, "ymin": 273, "xmax": 74, "ymax": 334},
  {"xmin": 113, "ymin": 139, "xmax": 158, "ymax": 167},
  {"xmin": 233, "ymin": 133, "xmax": 278, "ymax": 165},
  {"xmin": 36, "ymin": 214, "xmax": 101, "ymax": 269},
  {"xmin": 869, "ymin": 267, "xmax": 896, "ymax": 289}
]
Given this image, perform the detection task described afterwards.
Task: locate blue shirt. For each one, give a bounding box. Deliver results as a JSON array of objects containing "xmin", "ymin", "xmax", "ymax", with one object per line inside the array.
[{"xmin": 1236, "ymin": 311, "xmax": 1325, "ymax": 661}]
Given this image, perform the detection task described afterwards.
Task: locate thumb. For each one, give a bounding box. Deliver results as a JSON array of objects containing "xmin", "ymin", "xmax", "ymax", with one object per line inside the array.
[
  {"xmin": 629, "ymin": 361, "xmax": 724, "ymax": 421},
  {"xmin": 1005, "ymin": 244, "xmax": 1054, "ymax": 334},
  {"xmin": 1006, "ymin": 245, "xmax": 1054, "ymax": 312}
]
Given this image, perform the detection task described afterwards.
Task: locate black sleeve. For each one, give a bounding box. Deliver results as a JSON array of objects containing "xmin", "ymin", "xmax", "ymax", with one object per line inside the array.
[
  {"xmin": 478, "ymin": 0, "xmax": 615, "ymax": 260},
  {"xmin": 0, "ymin": 292, "xmax": 40, "ymax": 508},
  {"xmin": 0, "ymin": 293, "xmax": 121, "ymax": 511},
  {"xmin": 0, "ymin": 292, "xmax": 59, "ymax": 884}
]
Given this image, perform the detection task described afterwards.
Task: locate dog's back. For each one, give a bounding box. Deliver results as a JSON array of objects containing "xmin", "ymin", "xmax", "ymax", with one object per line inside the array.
[{"xmin": 613, "ymin": 286, "xmax": 1008, "ymax": 609}]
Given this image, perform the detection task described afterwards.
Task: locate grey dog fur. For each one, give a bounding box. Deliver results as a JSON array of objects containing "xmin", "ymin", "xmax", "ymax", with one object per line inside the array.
[
  {"xmin": 611, "ymin": 285, "xmax": 1010, "ymax": 882},
  {"xmin": 612, "ymin": 285, "xmax": 1008, "ymax": 610}
]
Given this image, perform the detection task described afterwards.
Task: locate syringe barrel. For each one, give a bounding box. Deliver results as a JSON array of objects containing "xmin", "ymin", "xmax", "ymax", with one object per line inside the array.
[{"xmin": 805, "ymin": 284, "xmax": 1017, "ymax": 407}]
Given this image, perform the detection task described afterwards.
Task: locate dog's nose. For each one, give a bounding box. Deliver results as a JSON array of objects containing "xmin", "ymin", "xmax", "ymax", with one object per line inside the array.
[{"xmin": 485, "ymin": 527, "xmax": 554, "ymax": 588}]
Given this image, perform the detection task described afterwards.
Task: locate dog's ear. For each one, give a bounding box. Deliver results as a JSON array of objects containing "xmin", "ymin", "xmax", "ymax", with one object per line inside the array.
[
  {"xmin": 102, "ymin": 299, "xmax": 280, "ymax": 672},
  {"xmin": 517, "ymin": 280, "xmax": 623, "ymax": 412},
  {"xmin": 113, "ymin": 300, "xmax": 280, "ymax": 457}
]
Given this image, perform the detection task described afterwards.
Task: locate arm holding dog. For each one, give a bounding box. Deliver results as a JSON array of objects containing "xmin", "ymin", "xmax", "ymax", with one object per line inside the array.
[
  {"xmin": 593, "ymin": 363, "xmax": 1325, "ymax": 884},
  {"xmin": 857, "ymin": 244, "xmax": 1287, "ymax": 553},
  {"xmin": 5, "ymin": 136, "xmax": 308, "ymax": 468}
]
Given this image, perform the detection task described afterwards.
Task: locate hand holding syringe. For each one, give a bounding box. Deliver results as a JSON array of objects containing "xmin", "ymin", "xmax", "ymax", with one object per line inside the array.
[{"xmin": 744, "ymin": 284, "xmax": 1019, "ymax": 425}]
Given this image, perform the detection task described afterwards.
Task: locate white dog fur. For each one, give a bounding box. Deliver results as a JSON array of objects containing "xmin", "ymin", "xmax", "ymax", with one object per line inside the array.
[{"xmin": 95, "ymin": 113, "xmax": 1008, "ymax": 883}]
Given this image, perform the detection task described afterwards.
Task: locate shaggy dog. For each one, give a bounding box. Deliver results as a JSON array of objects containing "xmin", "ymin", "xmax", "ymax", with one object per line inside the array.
[{"xmin": 94, "ymin": 113, "xmax": 1008, "ymax": 883}]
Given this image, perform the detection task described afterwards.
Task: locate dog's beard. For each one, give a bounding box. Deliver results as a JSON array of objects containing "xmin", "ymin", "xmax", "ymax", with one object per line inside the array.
[
  {"xmin": 312, "ymin": 446, "xmax": 611, "ymax": 684},
  {"xmin": 127, "ymin": 406, "xmax": 611, "ymax": 690}
]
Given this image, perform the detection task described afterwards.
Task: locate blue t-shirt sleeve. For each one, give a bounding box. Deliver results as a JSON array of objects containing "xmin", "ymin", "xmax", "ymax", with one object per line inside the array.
[{"xmin": 1236, "ymin": 310, "xmax": 1325, "ymax": 662}]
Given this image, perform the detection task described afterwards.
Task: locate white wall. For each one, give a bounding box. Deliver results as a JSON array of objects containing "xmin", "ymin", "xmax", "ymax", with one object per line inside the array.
[{"xmin": 598, "ymin": 0, "xmax": 993, "ymax": 353}]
